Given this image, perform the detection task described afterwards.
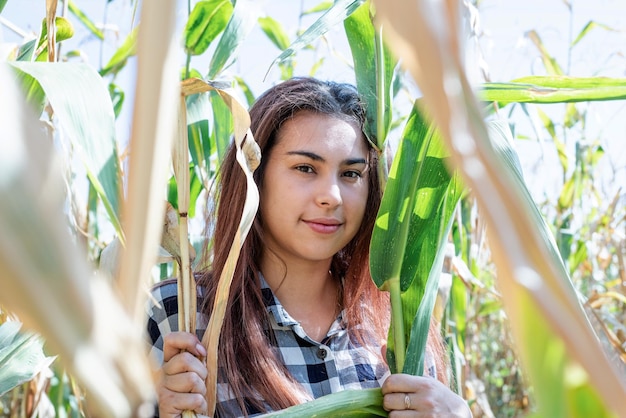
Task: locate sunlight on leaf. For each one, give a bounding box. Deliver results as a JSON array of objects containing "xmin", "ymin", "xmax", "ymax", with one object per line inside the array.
[
  {"xmin": 266, "ymin": 0, "xmax": 364, "ymax": 79},
  {"xmin": 184, "ymin": 0, "xmax": 233, "ymax": 56},
  {"xmin": 8, "ymin": 61, "xmax": 123, "ymax": 240},
  {"xmin": 208, "ymin": 0, "xmax": 260, "ymax": 78}
]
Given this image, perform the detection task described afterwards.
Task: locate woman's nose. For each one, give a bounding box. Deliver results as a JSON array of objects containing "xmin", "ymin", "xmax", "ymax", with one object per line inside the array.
[{"xmin": 315, "ymin": 177, "xmax": 342, "ymax": 208}]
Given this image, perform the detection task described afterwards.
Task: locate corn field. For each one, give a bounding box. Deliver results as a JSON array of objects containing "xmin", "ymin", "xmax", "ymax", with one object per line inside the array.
[{"xmin": 0, "ymin": 0, "xmax": 625, "ymax": 417}]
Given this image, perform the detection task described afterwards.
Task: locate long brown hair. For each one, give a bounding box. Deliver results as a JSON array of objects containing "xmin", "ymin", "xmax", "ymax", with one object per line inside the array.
[{"xmin": 197, "ymin": 77, "xmax": 442, "ymax": 415}]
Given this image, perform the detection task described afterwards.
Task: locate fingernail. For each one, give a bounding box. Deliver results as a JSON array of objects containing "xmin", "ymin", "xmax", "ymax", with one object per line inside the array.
[{"xmin": 196, "ymin": 343, "xmax": 206, "ymax": 357}]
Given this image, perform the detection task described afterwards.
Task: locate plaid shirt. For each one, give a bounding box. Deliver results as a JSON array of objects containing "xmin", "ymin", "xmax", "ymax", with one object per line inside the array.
[{"xmin": 146, "ymin": 277, "xmax": 435, "ymax": 417}]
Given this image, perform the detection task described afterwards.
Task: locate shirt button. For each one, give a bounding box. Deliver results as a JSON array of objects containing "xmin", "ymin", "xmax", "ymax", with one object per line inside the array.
[{"xmin": 316, "ymin": 347, "xmax": 327, "ymax": 360}]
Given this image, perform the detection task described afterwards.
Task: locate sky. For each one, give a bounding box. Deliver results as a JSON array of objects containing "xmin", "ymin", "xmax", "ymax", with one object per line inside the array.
[{"xmin": 2, "ymin": 0, "xmax": 625, "ymax": 206}]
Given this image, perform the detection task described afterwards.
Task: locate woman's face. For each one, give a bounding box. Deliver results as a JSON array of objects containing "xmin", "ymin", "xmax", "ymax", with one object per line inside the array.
[{"xmin": 259, "ymin": 111, "xmax": 370, "ymax": 267}]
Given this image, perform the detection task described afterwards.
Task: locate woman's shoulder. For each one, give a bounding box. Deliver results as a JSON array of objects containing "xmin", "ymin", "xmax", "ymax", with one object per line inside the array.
[
  {"xmin": 145, "ymin": 276, "xmax": 208, "ymax": 356},
  {"xmin": 146, "ymin": 278, "xmax": 181, "ymax": 341},
  {"xmin": 148, "ymin": 275, "xmax": 207, "ymax": 307},
  {"xmin": 149, "ymin": 277, "xmax": 179, "ymax": 303}
]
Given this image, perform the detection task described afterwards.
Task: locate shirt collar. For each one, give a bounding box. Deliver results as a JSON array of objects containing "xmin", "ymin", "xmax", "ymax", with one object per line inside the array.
[{"xmin": 259, "ymin": 273, "xmax": 345, "ymax": 337}]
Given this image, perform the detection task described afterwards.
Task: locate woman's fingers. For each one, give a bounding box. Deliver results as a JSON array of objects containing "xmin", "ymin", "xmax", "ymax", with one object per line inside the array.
[
  {"xmin": 162, "ymin": 351, "xmax": 208, "ymax": 381},
  {"xmin": 381, "ymin": 373, "xmax": 430, "ymax": 394},
  {"xmin": 163, "ymin": 331, "xmax": 206, "ymax": 362},
  {"xmin": 161, "ymin": 370, "xmax": 207, "ymax": 395},
  {"xmin": 382, "ymin": 374, "xmax": 472, "ymax": 417},
  {"xmin": 382, "ymin": 392, "xmax": 415, "ymax": 412},
  {"xmin": 158, "ymin": 332, "xmax": 209, "ymax": 418},
  {"xmin": 157, "ymin": 387, "xmax": 208, "ymax": 417}
]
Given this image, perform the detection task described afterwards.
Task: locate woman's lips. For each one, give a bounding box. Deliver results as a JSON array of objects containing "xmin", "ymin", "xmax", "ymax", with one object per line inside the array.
[{"xmin": 303, "ymin": 219, "xmax": 342, "ymax": 234}]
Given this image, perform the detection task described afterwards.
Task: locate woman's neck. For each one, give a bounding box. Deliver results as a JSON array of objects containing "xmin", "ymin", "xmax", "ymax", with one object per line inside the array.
[{"xmin": 261, "ymin": 253, "xmax": 340, "ymax": 342}]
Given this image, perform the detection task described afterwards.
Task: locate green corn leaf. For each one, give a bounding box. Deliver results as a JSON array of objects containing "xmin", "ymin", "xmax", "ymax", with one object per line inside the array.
[
  {"xmin": 186, "ymin": 90, "xmax": 213, "ymax": 125},
  {"xmin": 260, "ymin": 388, "xmax": 386, "ymax": 417},
  {"xmin": 514, "ymin": 75, "xmax": 626, "ymax": 89},
  {"xmin": 8, "ymin": 62, "xmax": 123, "ymax": 240},
  {"xmin": 344, "ymin": 0, "xmax": 395, "ymax": 148},
  {"xmin": 234, "ymin": 76, "xmax": 256, "ymax": 107},
  {"xmin": 39, "ymin": 16, "xmax": 75, "ymax": 44},
  {"xmin": 258, "ymin": 16, "xmax": 291, "ymax": 51},
  {"xmin": 100, "ymin": 26, "xmax": 138, "ymax": 76},
  {"xmin": 208, "ymin": 0, "xmax": 260, "ymax": 78},
  {"xmin": 16, "ymin": 39, "xmax": 37, "ymax": 62},
  {"xmin": 184, "ymin": 86, "xmax": 232, "ymax": 183},
  {"xmin": 266, "ymin": 0, "xmax": 364, "ymax": 77},
  {"xmin": 108, "ymin": 82, "xmax": 126, "ymax": 118},
  {"xmin": 303, "ymin": 2, "xmax": 333, "ymax": 14},
  {"xmin": 167, "ymin": 166, "xmax": 202, "ymax": 219},
  {"xmin": 184, "ymin": 0, "xmax": 233, "ymax": 56},
  {"xmin": 450, "ymin": 275, "xmax": 468, "ymax": 353},
  {"xmin": 402, "ymin": 203, "xmax": 457, "ymax": 376},
  {"xmin": 0, "ymin": 0, "xmax": 7, "ymax": 13},
  {"xmin": 571, "ymin": 21, "xmax": 616, "ymax": 48},
  {"xmin": 526, "ymin": 30, "xmax": 563, "ymax": 76},
  {"xmin": 0, "ymin": 322, "xmax": 53, "ymax": 397},
  {"xmin": 68, "ymin": 0, "xmax": 105, "ymax": 40},
  {"xmin": 185, "ymin": 93, "xmax": 214, "ymax": 184},
  {"xmin": 477, "ymin": 299, "xmax": 502, "ymax": 317},
  {"xmin": 370, "ymin": 104, "xmax": 464, "ymax": 373},
  {"xmin": 481, "ymin": 77, "xmax": 626, "ymax": 105},
  {"xmin": 210, "ymin": 89, "xmax": 233, "ymax": 162},
  {"xmin": 21, "ymin": 16, "xmax": 75, "ymax": 62},
  {"xmin": 187, "ymin": 119, "xmax": 213, "ymax": 184},
  {"xmin": 10, "ymin": 68, "xmax": 46, "ymax": 113},
  {"xmin": 371, "ymin": 107, "xmax": 461, "ymax": 291},
  {"xmin": 88, "ymin": 181, "xmax": 100, "ymax": 239}
]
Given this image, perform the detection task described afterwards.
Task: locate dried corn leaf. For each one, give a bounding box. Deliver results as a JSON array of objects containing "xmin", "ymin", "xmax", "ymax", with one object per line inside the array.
[
  {"xmin": 116, "ymin": 0, "xmax": 182, "ymax": 324},
  {"xmin": 181, "ymin": 78, "xmax": 261, "ymax": 417}
]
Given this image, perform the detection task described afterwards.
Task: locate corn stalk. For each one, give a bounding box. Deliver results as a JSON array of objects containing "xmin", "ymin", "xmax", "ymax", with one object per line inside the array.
[
  {"xmin": 174, "ymin": 93, "xmax": 197, "ymax": 418},
  {"xmin": 180, "ymin": 78, "xmax": 261, "ymax": 417}
]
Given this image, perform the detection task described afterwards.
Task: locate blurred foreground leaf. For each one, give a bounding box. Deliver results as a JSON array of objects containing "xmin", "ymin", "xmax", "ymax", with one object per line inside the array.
[
  {"xmin": 0, "ymin": 62, "xmax": 155, "ymax": 418},
  {"xmin": 374, "ymin": 0, "xmax": 626, "ymax": 416},
  {"xmin": 8, "ymin": 61, "xmax": 124, "ymax": 241},
  {"xmin": 0, "ymin": 322, "xmax": 53, "ymax": 397}
]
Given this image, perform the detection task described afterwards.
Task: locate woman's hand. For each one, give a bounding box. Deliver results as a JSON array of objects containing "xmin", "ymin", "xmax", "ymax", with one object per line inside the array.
[
  {"xmin": 157, "ymin": 332, "xmax": 208, "ymax": 418},
  {"xmin": 382, "ymin": 373, "xmax": 472, "ymax": 417}
]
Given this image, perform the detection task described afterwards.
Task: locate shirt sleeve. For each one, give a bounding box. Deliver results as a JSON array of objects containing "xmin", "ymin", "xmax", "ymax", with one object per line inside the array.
[{"xmin": 145, "ymin": 279, "xmax": 180, "ymax": 365}]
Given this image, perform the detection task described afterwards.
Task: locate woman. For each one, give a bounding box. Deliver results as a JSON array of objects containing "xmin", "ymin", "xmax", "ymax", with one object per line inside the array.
[{"xmin": 147, "ymin": 77, "xmax": 472, "ymax": 417}]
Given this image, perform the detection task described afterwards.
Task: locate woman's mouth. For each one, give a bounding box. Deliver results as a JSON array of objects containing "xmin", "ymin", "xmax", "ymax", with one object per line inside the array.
[{"xmin": 303, "ymin": 219, "xmax": 342, "ymax": 234}]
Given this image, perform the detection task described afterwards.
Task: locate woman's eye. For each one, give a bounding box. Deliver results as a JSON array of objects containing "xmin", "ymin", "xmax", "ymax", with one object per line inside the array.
[
  {"xmin": 295, "ymin": 165, "xmax": 314, "ymax": 174},
  {"xmin": 343, "ymin": 170, "xmax": 362, "ymax": 179}
]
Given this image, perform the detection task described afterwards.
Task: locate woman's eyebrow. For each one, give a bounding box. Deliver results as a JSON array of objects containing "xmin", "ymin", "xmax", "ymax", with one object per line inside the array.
[
  {"xmin": 345, "ymin": 157, "xmax": 368, "ymax": 166},
  {"xmin": 286, "ymin": 151, "xmax": 367, "ymax": 166},
  {"xmin": 286, "ymin": 150, "xmax": 324, "ymax": 161}
]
